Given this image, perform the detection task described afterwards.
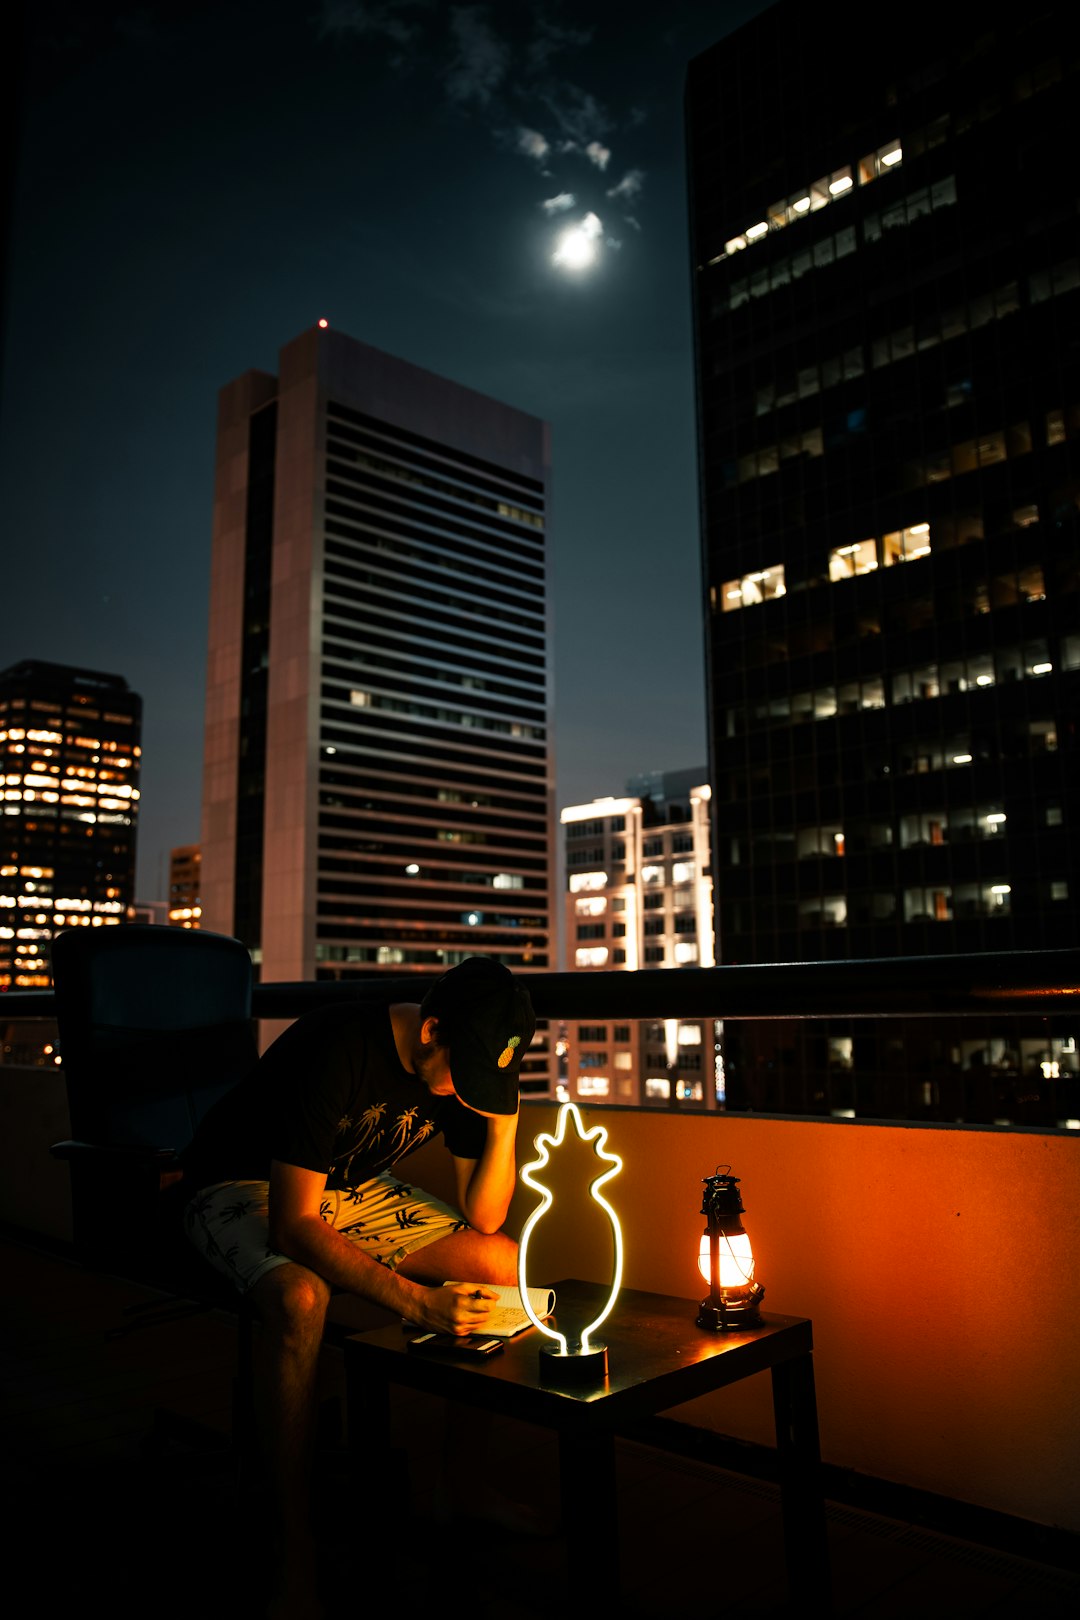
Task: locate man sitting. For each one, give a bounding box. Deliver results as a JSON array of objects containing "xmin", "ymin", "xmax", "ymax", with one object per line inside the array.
[{"xmin": 182, "ymin": 955, "xmax": 536, "ymax": 1618}]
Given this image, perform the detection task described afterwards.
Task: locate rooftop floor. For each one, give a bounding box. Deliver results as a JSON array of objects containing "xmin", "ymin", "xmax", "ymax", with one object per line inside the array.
[{"xmin": 4, "ymin": 1227, "xmax": 1077, "ymax": 1619}]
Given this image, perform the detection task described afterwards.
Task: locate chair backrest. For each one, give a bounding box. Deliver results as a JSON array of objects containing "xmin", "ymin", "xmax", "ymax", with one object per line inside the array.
[{"xmin": 52, "ymin": 923, "xmax": 258, "ymax": 1152}]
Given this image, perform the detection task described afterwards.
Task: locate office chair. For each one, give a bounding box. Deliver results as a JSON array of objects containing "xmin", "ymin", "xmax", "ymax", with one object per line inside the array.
[{"xmin": 49, "ymin": 921, "xmax": 261, "ymax": 1460}]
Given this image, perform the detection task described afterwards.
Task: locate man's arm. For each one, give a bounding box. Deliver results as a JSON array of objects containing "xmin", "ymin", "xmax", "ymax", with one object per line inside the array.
[
  {"xmin": 452, "ymin": 1111, "xmax": 519, "ymax": 1234},
  {"xmin": 268, "ymin": 1160, "xmax": 495, "ymax": 1333}
]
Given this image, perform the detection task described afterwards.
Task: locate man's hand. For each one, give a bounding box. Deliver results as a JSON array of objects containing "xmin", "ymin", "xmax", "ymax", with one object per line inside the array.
[{"xmin": 416, "ymin": 1282, "xmax": 499, "ymax": 1335}]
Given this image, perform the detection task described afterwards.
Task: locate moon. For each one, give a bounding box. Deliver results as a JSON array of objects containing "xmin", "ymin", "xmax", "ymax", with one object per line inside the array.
[{"xmin": 552, "ymin": 211, "xmax": 603, "ymax": 271}]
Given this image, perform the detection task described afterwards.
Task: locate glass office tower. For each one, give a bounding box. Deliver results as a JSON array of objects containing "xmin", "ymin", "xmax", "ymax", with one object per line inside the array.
[
  {"xmin": 0, "ymin": 660, "xmax": 141, "ymax": 990},
  {"xmin": 201, "ymin": 326, "xmax": 555, "ymax": 1087},
  {"xmin": 686, "ymin": 1, "xmax": 1079, "ymax": 1123}
]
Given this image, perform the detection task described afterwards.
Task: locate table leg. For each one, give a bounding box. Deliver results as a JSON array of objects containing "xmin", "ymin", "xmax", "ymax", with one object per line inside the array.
[
  {"xmin": 345, "ymin": 1359, "xmax": 392, "ymax": 1458},
  {"xmin": 558, "ymin": 1430, "xmax": 619, "ymax": 1603},
  {"xmin": 771, "ymin": 1352, "xmax": 832, "ymax": 1610}
]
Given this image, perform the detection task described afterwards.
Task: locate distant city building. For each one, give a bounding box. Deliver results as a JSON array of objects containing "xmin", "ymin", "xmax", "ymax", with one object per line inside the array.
[
  {"xmin": 686, "ymin": 0, "xmax": 1079, "ymax": 1123},
  {"xmin": 168, "ymin": 844, "xmax": 201, "ymax": 928},
  {"xmin": 0, "ymin": 660, "xmax": 141, "ymax": 989},
  {"xmin": 561, "ymin": 769, "xmax": 719, "ymax": 1108},
  {"xmin": 201, "ymin": 325, "xmax": 555, "ymax": 1090},
  {"xmin": 129, "ymin": 899, "xmax": 170, "ymax": 926}
]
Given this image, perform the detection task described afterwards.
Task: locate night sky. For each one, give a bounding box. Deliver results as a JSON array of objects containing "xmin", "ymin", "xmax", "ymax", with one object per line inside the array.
[{"xmin": 1, "ymin": 0, "xmax": 773, "ymax": 904}]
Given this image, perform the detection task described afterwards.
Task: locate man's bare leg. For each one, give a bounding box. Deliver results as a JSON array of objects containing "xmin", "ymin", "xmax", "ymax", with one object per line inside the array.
[
  {"xmin": 398, "ymin": 1230, "xmax": 557, "ymax": 1535},
  {"xmin": 247, "ymin": 1262, "xmax": 332, "ymax": 1620}
]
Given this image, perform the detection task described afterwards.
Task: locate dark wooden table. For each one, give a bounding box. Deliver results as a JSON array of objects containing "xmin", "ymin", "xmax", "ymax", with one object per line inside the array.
[{"xmin": 344, "ymin": 1278, "xmax": 831, "ymax": 1608}]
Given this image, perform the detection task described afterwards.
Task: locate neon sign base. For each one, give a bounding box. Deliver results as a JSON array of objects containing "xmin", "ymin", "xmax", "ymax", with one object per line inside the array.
[{"xmin": 539, "ymin": 1341, "xmax": 609, "ymax": 1387}]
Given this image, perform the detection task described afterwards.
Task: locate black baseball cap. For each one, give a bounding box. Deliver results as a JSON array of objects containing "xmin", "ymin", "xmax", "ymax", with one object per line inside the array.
[{"xmin": 420, "ymin": 956, "xmax": 536, "ymax": 1115}]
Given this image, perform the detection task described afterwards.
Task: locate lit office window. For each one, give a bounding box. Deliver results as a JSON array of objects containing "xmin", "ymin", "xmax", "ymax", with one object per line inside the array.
[
  {"xmin": 882, "ymin": 524, "xmax": 932, "ymax": 565},
  {"xmin": 575, "ymin": 896, "xmax": 607, "ymax": 917},
  {"xmin": 829, "ymin": 539, "xmax": 877, "ymax": 580},
  {"xmin": 720, "ymin": 564, "xmax": 786, "ymax": 610},
  {"xmin": 569, "ymin": 871, "xmax": 607, "ymax": 893}
]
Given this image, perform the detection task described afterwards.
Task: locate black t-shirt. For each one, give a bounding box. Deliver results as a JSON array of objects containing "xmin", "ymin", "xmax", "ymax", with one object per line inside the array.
[{"xmin": 181, "ymin": 1001, "xmax": 487, "ymax": 1192}]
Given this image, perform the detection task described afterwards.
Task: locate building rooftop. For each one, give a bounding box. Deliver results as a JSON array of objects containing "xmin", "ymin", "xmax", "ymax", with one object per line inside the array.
[{"xmin": 6, "ymin": 1225, "xmax": 1078, "ymax": 1618}]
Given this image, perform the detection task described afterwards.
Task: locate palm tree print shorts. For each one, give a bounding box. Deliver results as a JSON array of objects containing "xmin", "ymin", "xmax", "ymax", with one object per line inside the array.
[{"xmin": 183, "ymin": 1174, "xmax": 469, "ymax": 1295}]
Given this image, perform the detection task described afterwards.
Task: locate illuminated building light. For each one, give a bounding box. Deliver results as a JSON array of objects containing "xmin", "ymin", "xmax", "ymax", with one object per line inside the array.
[
  {"xmin": 575, "ymin": 896, "xmax": 606, "ymax": 917},
  {"xmin": 985, "ymin": 813, "xmax": 1007, "ymax": 825},
  {"xmin": 991, "ymin": 885, "xmax": 1012, "ymax": 895},
  {"xmin": 568, "ymin": 871, "xmax": 607, "ymax": 893},
  {"xmin": 561, "ymin": 797, "xmax": 637, "ymax": 823},
  {"xmin": 725, "ymin": 235, "xmax": 748, "ymax": 254},
  {"xmin": 405, "ymin": 863, "xmax": 420, "ymax": 875},
  {"xmin": 881, "ymin": 145, "xmax": 903, "ymax": 165},
  {"xmin": 517, "ymin": 1101, "xmax": 624, "ymax": 1357},
  {"xmin": 829, "ymin": 175, "xmax": 853, "ymax": 195},
  {"xmin": 1032, "ymin": 662, "xmax": 1053, "ymax": 675},
  {"xmin": 745, "ymin": 220, "xmax": 769, "ymax": 241},
  {"xmin": 952, "ymin": 754, "xmax": 973, "ymax": 764},
  {"xmin": 318, "ymin": 317, "xmax": 329, "ymax": 328},
  {"xmin": 976, "ymin": 675, "xmax": 995, "ymax": 686},
  {"xmin": 791, "ymin": 195, "xmax": 810, "ymax": 213}
]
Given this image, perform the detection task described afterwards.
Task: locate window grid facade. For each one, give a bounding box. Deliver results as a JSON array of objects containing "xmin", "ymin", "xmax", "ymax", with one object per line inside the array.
[
  {"xmin": 687, "ymin": 0, "xmax": 1079, "ymax": 1125},
  {"xmin": 201, "ymin": 328, "xmax": 555, "ymax": 1091},
  {"xmin": 0, "ymin": 661, "xmax": 141, "ymax": 990}
]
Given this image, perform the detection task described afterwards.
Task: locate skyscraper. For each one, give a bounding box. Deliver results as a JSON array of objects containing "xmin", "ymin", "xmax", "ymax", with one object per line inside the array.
[
  {"xmin": 686, "ymin": 1, "xmax": 1079, "ymax": 1123},
  {"xmin": 167, "ymin": 844, "xmax": 201, "ymax": 928},
  {"xmin": 200, "ymin": 326, "xmax": 555, "ymax": 1085},
  {"xmin": 0, "ymin": 660, "xmax": 141, "ymax": 990},
  {"xmin": 561, "ymin": 769, "xmax": 719, "ymax": 1108}
]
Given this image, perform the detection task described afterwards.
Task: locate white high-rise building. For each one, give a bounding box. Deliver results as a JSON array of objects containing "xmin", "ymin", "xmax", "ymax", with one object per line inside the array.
[{"xmin": 561, "ymin": 769, "xmax": 721, "ymax": 1108}]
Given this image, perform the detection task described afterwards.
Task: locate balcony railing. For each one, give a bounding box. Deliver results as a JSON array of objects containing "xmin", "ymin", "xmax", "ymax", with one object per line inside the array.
[{"xmin": 5, "ymin": 945, "xmax": 1078, "ymax": 1126}]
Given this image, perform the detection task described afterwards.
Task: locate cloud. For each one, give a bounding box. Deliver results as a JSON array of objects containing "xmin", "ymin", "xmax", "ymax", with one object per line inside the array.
[
  {"xmin": 316, "ymin": 0, "xmax": 425, "ymax": 46},
  {"xmin": 445, "ymin": 5, "xmax": 509, "ymax": 107},
  {"xmin": 516, "ymin": 127, "xmax": 550, "ymax": 163},
  {"xmin": 585, "ymin": 141, "xmax": 611, "ymax": 170},
  {"xmin": 528, "ymin": 17, "xmax": 593, "ymax": 72},
  {"xmin": 540, "ymin": 83, "xmax": 612, "ymax": 147},
  {"xmin": 606, "ymin": 168, "xmax": 645, "ymax": 202},
  {"xmin": 541, "ymin": 193, "xmax": 576, "ymax": 214}
]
